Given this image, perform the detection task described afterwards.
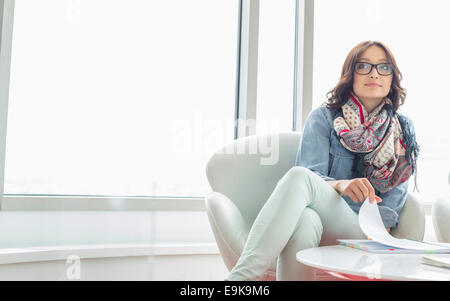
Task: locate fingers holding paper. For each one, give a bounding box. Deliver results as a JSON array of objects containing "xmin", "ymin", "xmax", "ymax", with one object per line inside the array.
[{"xmin": 339, "ymin": 178, "xmax": 382, "ymax": 204}]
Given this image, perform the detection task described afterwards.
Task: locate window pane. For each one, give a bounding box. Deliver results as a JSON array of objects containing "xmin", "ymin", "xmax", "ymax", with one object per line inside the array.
[
  {"xmin": 5, "ymin": 0, "xmax": 238, "ymax": 197},
  {"xmin": 256, "ymin": 0, "xmax": 295, "ymax": 135},
  {"xmin": 314, "ymin": 0, "xmax": 450, "ymax": 201}
]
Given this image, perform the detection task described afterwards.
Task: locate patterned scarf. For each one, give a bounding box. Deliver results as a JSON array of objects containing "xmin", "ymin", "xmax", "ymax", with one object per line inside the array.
[{"xmin": 333, "ymin": 92, "xmax": 419, "ymax": 193}]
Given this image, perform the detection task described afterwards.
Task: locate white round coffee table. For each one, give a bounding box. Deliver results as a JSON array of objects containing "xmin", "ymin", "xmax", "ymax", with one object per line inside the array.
[{"xmin": 296, "ymin": 245, "xmax": 450, "ymax": 281}]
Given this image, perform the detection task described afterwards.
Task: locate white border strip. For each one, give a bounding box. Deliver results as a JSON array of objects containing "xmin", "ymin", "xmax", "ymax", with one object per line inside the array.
[{"xmin": 2, "ymin": 195, "xmax": 206, "ymax": 211}]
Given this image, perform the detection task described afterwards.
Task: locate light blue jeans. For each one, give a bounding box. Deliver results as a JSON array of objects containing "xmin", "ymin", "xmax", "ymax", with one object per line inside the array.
[{"xmin": 225, "ymin": 166, "xmax": 367, "ymax": 281}]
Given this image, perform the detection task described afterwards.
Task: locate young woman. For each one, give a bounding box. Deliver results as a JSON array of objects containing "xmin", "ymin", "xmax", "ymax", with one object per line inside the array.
[{"xmin": 225, "ymin": 41, "xmax": 420, "ymax": 281}]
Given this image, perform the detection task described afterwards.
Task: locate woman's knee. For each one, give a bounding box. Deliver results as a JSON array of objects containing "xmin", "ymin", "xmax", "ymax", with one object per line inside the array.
[
  {"xmin": 283, "ymin": 166, "xmax": 314, "ymax": 184},
  {"xmin": 286, "ymin": 166, "xmax": 311, "ymax": 178}
]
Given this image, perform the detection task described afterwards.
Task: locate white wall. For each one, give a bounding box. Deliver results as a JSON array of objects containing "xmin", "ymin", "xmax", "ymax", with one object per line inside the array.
[
  {"xmin": 0, "ymin": 210, "xmax": 440, "ymax": 280},
  {"xmin": 0, "ymin": 210, "xmax": 230, "ymax": 280},
  {"xmin": 0, "ymin": 254, "xmax": 229, "ymax": 281},
  {"xmin": 0, "ymin": 211, "xmax": 214, "ymax": 248}
]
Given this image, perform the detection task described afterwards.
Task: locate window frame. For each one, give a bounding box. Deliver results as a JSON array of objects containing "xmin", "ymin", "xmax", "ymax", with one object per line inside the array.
[
  {"xmin": 294, "ymin": 0, "xmax": 314, "ymax": 132},
  {"xmin": 0, "ymin": 0, "xmax": 245, "ymax": 211},
  {"xmin": 0, "ymin": 0, "xmax": 14, "ymax": 210}
]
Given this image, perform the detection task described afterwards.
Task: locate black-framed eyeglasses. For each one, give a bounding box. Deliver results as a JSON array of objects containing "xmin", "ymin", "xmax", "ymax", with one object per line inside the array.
[{"xmin": 354, "ymin": 62, "xmax": 393, "ymax": 76}]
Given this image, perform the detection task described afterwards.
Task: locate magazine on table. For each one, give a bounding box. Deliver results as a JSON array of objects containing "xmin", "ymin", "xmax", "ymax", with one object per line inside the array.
[{"xmin": 337, "ymin": 197, "xmax": 450, "ymax": 254}]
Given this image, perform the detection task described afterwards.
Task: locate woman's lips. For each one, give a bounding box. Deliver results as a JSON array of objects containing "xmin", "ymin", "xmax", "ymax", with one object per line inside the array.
[{"xmin": 365, "ymin": 83, "xmax": 380, "ymax": 87}]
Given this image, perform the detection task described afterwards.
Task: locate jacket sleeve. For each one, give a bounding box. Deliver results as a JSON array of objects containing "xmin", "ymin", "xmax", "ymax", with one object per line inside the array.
[{"xmin": 295, "ymin": 107, "xmax": 336, "ymax": 181}]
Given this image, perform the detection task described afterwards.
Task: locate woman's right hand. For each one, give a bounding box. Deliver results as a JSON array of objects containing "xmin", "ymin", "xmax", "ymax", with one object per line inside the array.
[{"xmin": 337, "ymin": 178, "xmax": 382, "ymax": 204}]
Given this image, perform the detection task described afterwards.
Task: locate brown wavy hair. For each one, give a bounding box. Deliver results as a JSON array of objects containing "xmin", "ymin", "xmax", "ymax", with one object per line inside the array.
[{"xmin": 325, "ymin": 41, "xmax": 406, "ymax": 113}]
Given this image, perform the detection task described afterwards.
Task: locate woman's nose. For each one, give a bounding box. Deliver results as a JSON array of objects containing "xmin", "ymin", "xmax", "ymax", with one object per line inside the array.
[{"xmin": 369, "ymin": 67, "xmax": 379, "ymax": 78}]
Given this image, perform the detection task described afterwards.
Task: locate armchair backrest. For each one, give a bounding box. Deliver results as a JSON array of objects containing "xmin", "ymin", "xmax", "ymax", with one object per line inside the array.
[{"xmin": 205, "ymin": 132, "xmax": 302, "ymax": 229}]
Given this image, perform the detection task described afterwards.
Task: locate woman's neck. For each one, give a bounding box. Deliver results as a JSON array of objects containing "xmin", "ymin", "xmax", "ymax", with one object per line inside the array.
[
  {"xmin": 351, "ymin": 92, "xmax": 383, "ymax": 114},
  {"xmin": 359, "ymin": 97, "xmax": 383, "ymax": 114}
]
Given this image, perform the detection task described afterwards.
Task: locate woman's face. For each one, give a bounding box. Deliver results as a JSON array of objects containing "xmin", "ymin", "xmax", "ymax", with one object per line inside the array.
[{"xmin": 352, "ymin": 46, "xmax": 393, "ymax": 105}]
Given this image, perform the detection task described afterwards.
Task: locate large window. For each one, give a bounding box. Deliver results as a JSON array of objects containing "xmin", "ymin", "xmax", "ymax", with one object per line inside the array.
[
  {"xmin": 5, "ymin": 0, "xmax": 238, "ymax": 198},
  {"xmin": 314, "ymin": 0, "xmax": 450, "ymax": 201},
  {"xmin": 5, "ymin": 0, "xmax": 447, "ymax": 204}
]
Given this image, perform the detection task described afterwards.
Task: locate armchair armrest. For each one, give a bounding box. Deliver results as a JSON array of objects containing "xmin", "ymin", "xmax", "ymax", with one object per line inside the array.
[
  {"xmin": 432, "ymin": 197, "xmax": 450, "ymax": 242},
  {"xmin": 390, "ymin": 193, "xmax": 425, "ymax": 241},
  {"xmin": 204, "ymin": 191, "xmax": 250, "ymax": 271}
]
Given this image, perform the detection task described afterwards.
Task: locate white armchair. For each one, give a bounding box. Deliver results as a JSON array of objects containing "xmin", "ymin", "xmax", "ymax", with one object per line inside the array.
[
  {"xmin": 431, "ymin": 169, "xmax": 450, "ymax": 242},
  {"xmin": 205, "ymin": 132, "xmax": 426, "ymax": 281}
]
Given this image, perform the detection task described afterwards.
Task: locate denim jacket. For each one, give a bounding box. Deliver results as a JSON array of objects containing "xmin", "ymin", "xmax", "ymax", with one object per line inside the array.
[{"xmin": 295, "ymin": 104, "xmax": 414, "ymax": 228}]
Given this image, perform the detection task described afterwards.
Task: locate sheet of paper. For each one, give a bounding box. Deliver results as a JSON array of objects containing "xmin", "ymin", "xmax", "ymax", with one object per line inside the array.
[
  {"xmin": 358, "ymin": 198, "xmax": 444, "ymax": 251},
  {"xmin": 422, "ymin": 255, "xmax": 450, "ymax": 268}
]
